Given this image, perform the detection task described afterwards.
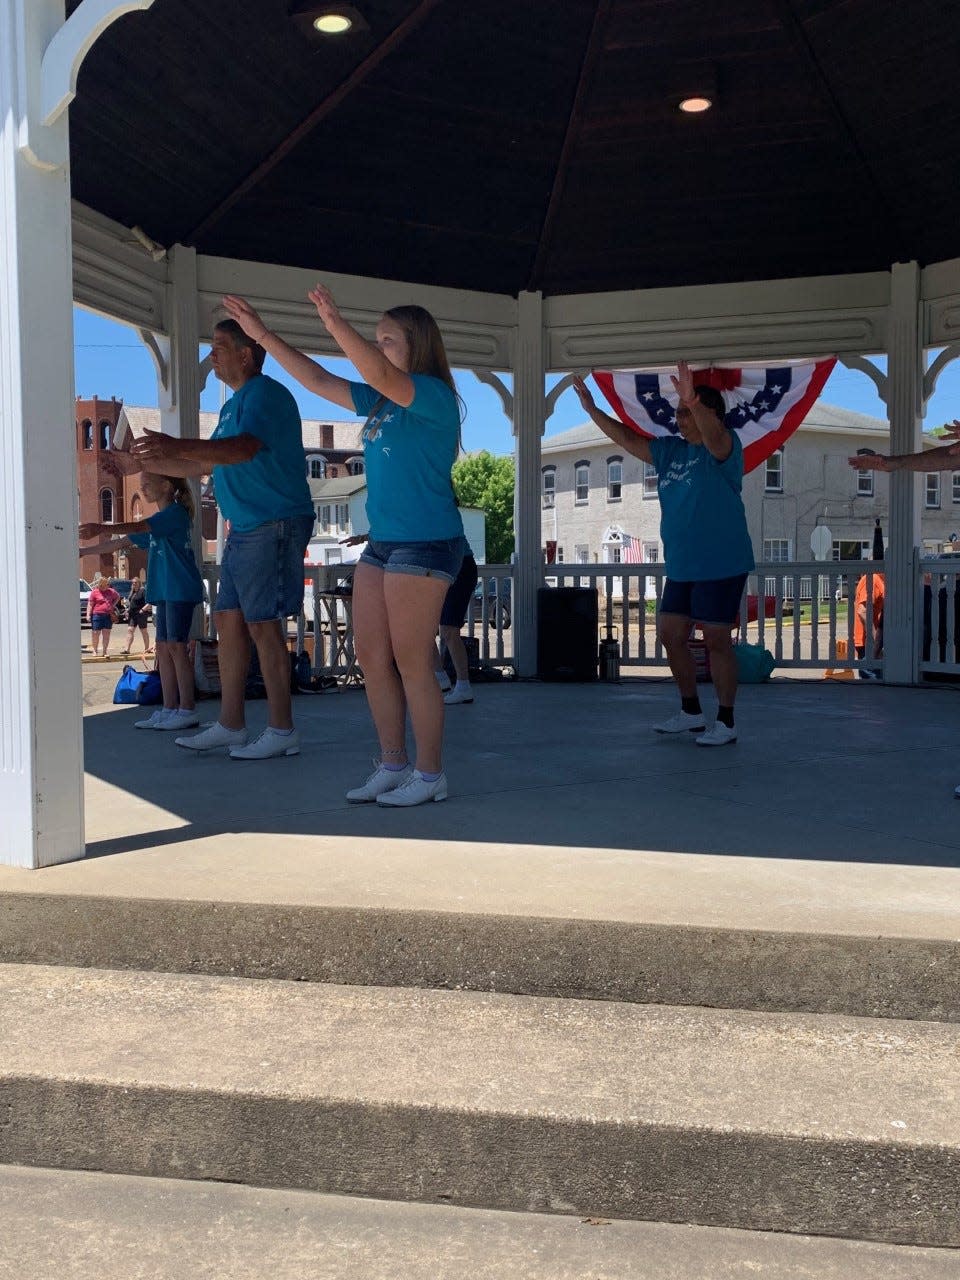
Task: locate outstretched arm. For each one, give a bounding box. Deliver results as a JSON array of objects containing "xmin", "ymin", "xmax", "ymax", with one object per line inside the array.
[
  {"xmin": 671, "ymin": 360, "xmax": 731, "ymax": 461},
  {"xmin": 131, "ymin": 429, "xmax": 258, "ymax": 475},
  {"xmin": 308, "ymin": 284, "xmax": 415, "ymax": 407},
  {"xmin": 849, "ymin": 423, "xmax": 960, "ymax": 473},
  {"xmin": 222, "ymin": 295, "xmax": 356, "ymax": 411},
  {"xmin": 79, "ymin": 535, "xmax": 135, "ymax": 557},
  {"xmin": 572, "ymin": 376, "xmax": 653, "ymax": 463}
]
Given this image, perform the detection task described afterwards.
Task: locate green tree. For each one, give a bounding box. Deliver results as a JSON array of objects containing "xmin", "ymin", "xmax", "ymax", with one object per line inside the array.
[{"xmin": 452, "ymin": 451, "xmax": 515, "ymax": 564}]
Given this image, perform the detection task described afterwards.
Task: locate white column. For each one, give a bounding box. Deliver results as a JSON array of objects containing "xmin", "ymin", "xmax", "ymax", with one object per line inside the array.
[
  {"xmin": 0, "ymin": 0, "xmax": 83, "ymax": 866},
  {"xmin": 512, "ymin": 291, "xmax": 545, "ymax": 676},
  {"xmin": 884, "ymin": 262, "xmax": 924, "ymax": 683}
]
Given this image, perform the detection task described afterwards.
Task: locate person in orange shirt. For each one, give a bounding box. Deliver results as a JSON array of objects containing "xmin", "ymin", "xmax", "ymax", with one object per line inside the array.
[{"xmin": 853, "ymin": 568, "xmax": 884, "ymax": 675}]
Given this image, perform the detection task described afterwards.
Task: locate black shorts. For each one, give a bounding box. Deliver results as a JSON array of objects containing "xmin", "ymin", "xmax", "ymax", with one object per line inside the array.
[
  {"xmin": 128, "ymin": 608, "xmax": 149, "ymax": 629},
  {"xmin": 440, "ymin": 553, "xmax": 479, "ymax": 627},
  {"xmin": 660, "ymin": 574, "xmax": 748, "ymax": 627}
]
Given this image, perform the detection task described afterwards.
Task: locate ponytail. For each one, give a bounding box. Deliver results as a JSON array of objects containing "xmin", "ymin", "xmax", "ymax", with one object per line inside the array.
[{"xmin": 159, "ymin": 475, "xmax": 195, "ymax": 521}]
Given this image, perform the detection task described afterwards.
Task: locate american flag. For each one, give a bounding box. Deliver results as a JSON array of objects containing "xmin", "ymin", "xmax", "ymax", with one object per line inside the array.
[
  {"xmin": 621, "ymin": 532, "xmax": 644, "ymax": 564},
  {"xmin": 592, "ymin": 358, "xmax": 836, "ymax": 474}
]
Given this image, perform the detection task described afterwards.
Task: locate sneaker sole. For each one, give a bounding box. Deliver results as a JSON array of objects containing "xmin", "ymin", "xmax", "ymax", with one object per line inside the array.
[
  {"xmin": 653, "ymin": 725, "xmax": 705, "ymax": 735},
  {"xmin": 377, "ymin": 792, "xmax": 447, "ymax": 806},
  {"xmin": 230, "ymin": 747, "xmax": 300, "ymax": 760},
  {"xmin": 696, "ymin": 738, "xmax": 738, "ymax": 747}
]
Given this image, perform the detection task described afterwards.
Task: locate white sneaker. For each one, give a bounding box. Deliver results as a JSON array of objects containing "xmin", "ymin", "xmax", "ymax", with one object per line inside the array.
[
  {"xmin": 229, "ymin": 727, "xmax": 300, "ymax": 759},
  {"xmin": 443, "ymin": 685, "xmax": 474, "ymax": 705},
  {"xmin": 155, "ymin": 708, "xmax": 200, "ymax": 731},
  {"xmin": 134, "ymin": 708, "xmax": 172, "ymax": 730},
  {"xmin": 377, "ymin": 770, "xmax": 448, "ymax": 806},
  {"xmin": 696, "ymin": 722, "xmax": 738, "ymax": 747},
  {"xmin": 346, "ymin": 761, "xmax": 414, "ymax": 803},
  {"xmin": 176, "ymin": 721, "xmax": 248, "ymax": 751},
  {"xmin": 653, "ymin": 710, "xmax": 706, "ymax": 734}
]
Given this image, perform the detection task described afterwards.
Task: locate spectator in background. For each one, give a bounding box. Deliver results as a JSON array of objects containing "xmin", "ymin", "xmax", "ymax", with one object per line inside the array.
[{"xmin": 87, "ymin": 574, "xmax": 120, "ymax": 658}]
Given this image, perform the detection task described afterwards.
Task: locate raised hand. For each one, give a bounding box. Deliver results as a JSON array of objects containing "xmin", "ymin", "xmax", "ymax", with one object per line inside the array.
[
  {"xmin": 78, "ymin": 522, "xmax": 102, "ymax": 541},
  {"xmin": 131, "ymin": 429, "xmax": 177, "ymax": 464},
  {"xmin": 307, "ymin": 283, "xmax": 342, "ymax": 332},
  {"xmin": 571, "ymin": 375, "xmax": 596, "ymax": 410},
  {"xmin": 670, "ymin": 359, "xmax": 697, "ymax": 406},
  {"xmin": 222, "ymin": 295, "xmax": 268, "ymax": 342}
]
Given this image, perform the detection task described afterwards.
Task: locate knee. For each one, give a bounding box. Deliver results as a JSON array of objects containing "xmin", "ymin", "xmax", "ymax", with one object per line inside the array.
[
  {"xmin": 659, "ymin": 621, "xmax": 690, "ymax": 652},
  {"xmin": 703, "ymin": 628, "xmax": 733, "ymax": 655}
]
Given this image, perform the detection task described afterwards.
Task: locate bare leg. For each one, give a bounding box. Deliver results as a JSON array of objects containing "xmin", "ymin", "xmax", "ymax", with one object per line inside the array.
[
  {"xmin": 214, "ymin": 609, "xmax": 251, "ymax": 731},
  {"xmin": 101, "ymin": 625, "xmax": 112, "ymax": 658},
  {"xmin": 439, "ymin": 624, "xmax": 470, "ymax": 683},
  {"xmin": 386, "ymin": 573, "xmax": 451, "ymax": 775},
  {"xmin": 168, "ymin": 640, "xmax": 196, "ymax": 711},
  {"xmin": 247, "ymin": 618, "xmax": 293, "ymax": 730},
  {"xmin": 658, "ymin": 612, "xmax": 696, "ymax": 698},
  {"xmin": 139, "ymin": 624, "xmax": 152, "ymax": 654},
  {"xmin": 702, "ymin": 624, "xmax": 737, "ymax": 708},
  {"xmin": 352, "ymin": 562, "xmax": 407, "ymax": 762},
  {"xmin": 156, "ymin": 641, "xmax": 178, "ymax": 709}
]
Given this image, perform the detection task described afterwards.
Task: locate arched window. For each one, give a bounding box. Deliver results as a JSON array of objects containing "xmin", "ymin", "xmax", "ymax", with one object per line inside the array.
[
  {"xmin": 574, "ymin": 461, "xmax": 590, "ymax": 505},
  {"xmin": 607, "ymin": 456, "xmax": 623, "ymax": 502},
  {"xmin": 307, "ymin": 455, "xmax": 327, "ymax": 479},
  {"xmin": 81, "ymin": 420, "xmax": 93, "ymax": 450},
  {"xmin": 131, "ymin": 496, "xmax": 143, "ymax": 519},
  {"xmin": 99, "ymin": 420, "xmax": 111, "ymax": 450},
  {"xmin": 100, "ymin": 488, "xmax": 114, "ymax": 523},
  {"xmin": 347, "ymin": 457, "xmax": 365, "ymax": 476}
]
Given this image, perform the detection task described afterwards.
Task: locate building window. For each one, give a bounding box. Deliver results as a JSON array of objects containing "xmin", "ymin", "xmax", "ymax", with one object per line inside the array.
[
  {"xmin": 926, "ymin": 473, "xmax": 941, "ymax": 509},
  {"xmin": 642, "ymin": 541, "xmax": 659, "ymax": 563},
  {"xmin": 556, "ymin": 546, "xmax": 564, "ymax": 563},
  {"xmin": 765, "ymin": 449, "xmax": 783, "ymax": 493},
  {"xmin": 574, "ymin": 461, "xmax": 589, "ymax": 504},
  {"xmin": 857, "ymin": 470, "xmax": 874, "ymax": 496},
  {"xmin": 832, "ymin": 540, "xmax": 871, "ymax": 561},
  {"xmin": 574, "ymin": 544, "xmax": 589, "ymax": 563},
  {"xmin": 763, "ymin": 539, "xmax": 791, "ymax": 563},
  {"xmin": 100, "ymin": 488, "xmax": 114, "ymax": 523},
  {"xmin": 308, "ymin": 456, "xmax": 326, "ymax": 479},
  {"xmin": 131, "ymin": 497, "xmax": 142, "ymax": 519},
  {"xmin": 348, "ymin": 458, "xmax": 364, "ymax": 476},
  {"xmin": 82, "ymin": 420, "xmax": 93, "ymax": 450},
  {"xmin": 319, "ymin": 504, "xmax": 331, "ymax": 531},
  {"xmin": 952, "ymin": 473, "xmax": 960, "ymax": 504},
  {"xmin": 99, "ymin": 420, "xmax": 111, "ymax": 450},
  {"xmin": 541, "ymin": 467, "xmax": 556, "ymax": 508},
  {"xmin": 642, "ymin": 461, "xmax": 657, "ymax": 498},
  {"xmin": 606, "ymin": 457, "xmax": 622, "ymax": 502},
  {"xmin": 337, "ymin": 503, "xmax": 349, "ymax": 531}
]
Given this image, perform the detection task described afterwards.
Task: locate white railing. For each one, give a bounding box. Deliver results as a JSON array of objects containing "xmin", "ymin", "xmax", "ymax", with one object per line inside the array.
[{"xmin": 918, "ymin": 555, "xmax": 960, "ymax": 677}]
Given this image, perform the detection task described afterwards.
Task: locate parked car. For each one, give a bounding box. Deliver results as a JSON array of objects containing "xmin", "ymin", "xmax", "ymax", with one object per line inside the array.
[
  {"xmin": 108, "ymin": 578, "xmax": 135, "ymax": 623},
  {"xmin": 79, "ymin": 578, "xmax": 92, "ymax": 625},
  {"xmin": 473, "ymin": 577, "xmax": 511, "ymax": 629}
]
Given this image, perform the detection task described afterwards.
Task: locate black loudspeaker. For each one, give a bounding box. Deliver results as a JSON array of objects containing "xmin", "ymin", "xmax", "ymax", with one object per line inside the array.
[{"xmin": 537, "ymin": 587, "xmax": 598, "ymax": 681}]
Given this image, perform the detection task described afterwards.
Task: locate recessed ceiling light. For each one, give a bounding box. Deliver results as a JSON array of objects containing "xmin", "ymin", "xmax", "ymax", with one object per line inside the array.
[
  {"xmin": 679, "ymin": 95, "xmax": 712, "ymax": 114},
  {"xmin": 313, "ymin": 13, "xmax": 352, "ymax": 33}
]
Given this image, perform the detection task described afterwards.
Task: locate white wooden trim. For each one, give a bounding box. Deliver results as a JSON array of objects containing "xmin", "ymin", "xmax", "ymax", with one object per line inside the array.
[{"xmin": 40, "ymin": 0, "xmax": 156, "ymax": 125}]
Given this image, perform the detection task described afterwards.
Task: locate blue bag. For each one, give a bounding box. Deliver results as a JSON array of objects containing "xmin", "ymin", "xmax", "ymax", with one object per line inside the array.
[
  {"xmin": 733, "ymin": 643, "xmax": 775, "ymax": 683},
  {"xmin": 113, "ymin": 665, "xmax": 162, "ymax": 705}
]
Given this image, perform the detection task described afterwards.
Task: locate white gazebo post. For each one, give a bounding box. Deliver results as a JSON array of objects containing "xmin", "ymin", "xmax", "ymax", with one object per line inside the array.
[
  {"xmin": 0, "ymin": 0, "xmax": 83, "ymax": 867},
  {"xmin": 512, "ymin": 290, "xmax": 546, "ymax": 676},
  {"xmin": 884, "ymin": 261, "xmax": 925, "ymax": 683}
]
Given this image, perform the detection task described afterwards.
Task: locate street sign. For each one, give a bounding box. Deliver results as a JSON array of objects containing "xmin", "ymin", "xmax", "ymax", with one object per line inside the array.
[{"xmin": 810, "ymin": 526, "xmax": 832, "ymax": 560}]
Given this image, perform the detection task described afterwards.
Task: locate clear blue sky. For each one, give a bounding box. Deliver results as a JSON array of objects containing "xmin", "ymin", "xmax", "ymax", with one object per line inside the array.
[{"xmin": 74, "ymin": 306, "xmax": 960, "ymax": 453}]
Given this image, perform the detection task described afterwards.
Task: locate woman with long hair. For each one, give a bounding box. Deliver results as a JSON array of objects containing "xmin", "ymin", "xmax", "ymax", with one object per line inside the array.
[{"xmin": 223, "ymin": 287, "xmax": 465, "ymax": 806}]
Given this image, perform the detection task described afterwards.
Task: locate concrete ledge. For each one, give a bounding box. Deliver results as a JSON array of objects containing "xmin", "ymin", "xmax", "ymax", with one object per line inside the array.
[
  {"xmin": 2, "ymin": 964, "xmax": 959, "ymax": 1247},
  {"xmin": 2, "ymin": 890, "xmax": 959, "ymax": 1021},
  {"xmin": 2, "ymin": 1165, "xmax": 957, "ymax": 1280}
]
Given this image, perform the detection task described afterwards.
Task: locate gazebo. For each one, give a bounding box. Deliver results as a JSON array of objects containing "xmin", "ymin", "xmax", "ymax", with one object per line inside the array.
[{"xmin": 4, "ymin": 0, "xmax": 960, "ymax": 867}]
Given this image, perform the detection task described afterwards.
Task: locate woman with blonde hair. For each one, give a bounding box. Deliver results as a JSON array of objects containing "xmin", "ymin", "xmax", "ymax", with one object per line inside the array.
[{"xmin": 223, "ymin": 287, "xmax": 465, "ymax": 806}]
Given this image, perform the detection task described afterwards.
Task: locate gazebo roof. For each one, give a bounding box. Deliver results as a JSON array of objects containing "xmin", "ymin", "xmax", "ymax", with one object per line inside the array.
[{"xmin": 65, "ymin": 0, "xmax": 960, "ymax": 299}]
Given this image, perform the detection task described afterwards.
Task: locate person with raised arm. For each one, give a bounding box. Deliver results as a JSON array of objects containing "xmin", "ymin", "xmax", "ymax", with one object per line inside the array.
[
  {"xmin": 573, "ymin": 361, "xmax": 755, "ymax": 745},
  {"xmin": 222, "ymin": 287, "xmax": 466, "ymax": 805}
]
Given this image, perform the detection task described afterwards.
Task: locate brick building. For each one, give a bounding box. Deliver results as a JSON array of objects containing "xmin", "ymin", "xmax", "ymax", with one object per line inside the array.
[{"xmin": 76, "ymin": 397, "xmax": 155, "ymax": 583}]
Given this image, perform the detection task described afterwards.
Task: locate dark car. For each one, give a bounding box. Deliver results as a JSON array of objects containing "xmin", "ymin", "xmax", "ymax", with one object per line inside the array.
[
  {"xmin": 108, "ymin": 578, "xmax": 136, "ymax": 623},
  {"xmin": 473, "ymin": 577, "xmax": 511, "ymax": 629}
]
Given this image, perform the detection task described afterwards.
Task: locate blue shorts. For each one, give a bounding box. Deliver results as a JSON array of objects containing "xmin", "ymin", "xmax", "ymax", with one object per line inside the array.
[
  {"xmin": 360, "ymin": 536, "xmax": 465, "ymax": 584},
  {"xmin": 440, "ymin": 553, "xmax": 479, "ymax": 626},
  {"xmin": 154, "ymin": 601, "xmax": 197, "ymax": 644},
  {"xmin": 90, "ymin": 613, "xmax": 113, "ymax": 632},
  {"xmin": 217, "ymin": 514, "xmax": 315, "ymax": 623},
  {"xmin": 660, "ymin": 574, "xmax": 748, "ymax": 627}
]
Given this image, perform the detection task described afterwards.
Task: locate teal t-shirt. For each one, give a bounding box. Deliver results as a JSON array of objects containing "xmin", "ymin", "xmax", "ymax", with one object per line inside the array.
[
  {"xmin": 127, "ymin": 501, "xmax": 203, "ymax": 604},
  {"xmin": 648, "ymin": 432, "xmax": 755, "ymax": 582},
  {"xmin": 211, "ymin": 374, "xmax": 314, "ymax": 532},
  {"xmin": 350, "ymin": 375, "xmax": 464, "ymax": 542}
]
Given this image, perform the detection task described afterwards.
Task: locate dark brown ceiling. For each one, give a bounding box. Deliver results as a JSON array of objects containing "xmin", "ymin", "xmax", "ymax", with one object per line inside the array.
[{"xmin": 66, "ymin": 0, "xmax": 960, "ymax": 297}]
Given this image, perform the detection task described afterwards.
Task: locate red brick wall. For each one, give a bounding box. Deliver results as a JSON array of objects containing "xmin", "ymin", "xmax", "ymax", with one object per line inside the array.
[{"xmin": 76, "ymin": 397, "xmax": 156, "ymax": 584}]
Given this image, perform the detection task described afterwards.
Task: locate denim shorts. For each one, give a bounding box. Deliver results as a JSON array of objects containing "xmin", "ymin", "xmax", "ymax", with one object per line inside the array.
[
  {"xmin": 154, "ymin": 600, "xmax": 197, "ymax": 644},
  {"xmin": 360, "ymin": 536, "xmax": 466, "ymax": 585},
  {"xmin": 217, "ymin": 513, "xmax": 316, "ymax": 623},
  {"xmin": 90, "ymin": 613, "xmax": 113, "ymax": 632},
  {"xmin": 660, "ymin": 573, "xmax": 748, "ymax": 627}
]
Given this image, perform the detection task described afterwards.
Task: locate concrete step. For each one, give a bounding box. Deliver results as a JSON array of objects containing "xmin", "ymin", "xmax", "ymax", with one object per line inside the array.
[
  {"xmin": 2, "ymin": 963, "xmax": 959, "ymax": 1248},
  {"xmin": 2, "ymin": 842, "xmax": 959, "ymax": 1021},
  {"xmin": 3, "ymin": 1165, "xmax": 958, "ymax": 1280}
]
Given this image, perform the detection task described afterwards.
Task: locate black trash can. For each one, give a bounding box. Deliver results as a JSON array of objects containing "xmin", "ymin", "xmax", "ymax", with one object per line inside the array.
[{"xmin": 537, "ymin": 586, "xmax": 598, "ymax": 681}]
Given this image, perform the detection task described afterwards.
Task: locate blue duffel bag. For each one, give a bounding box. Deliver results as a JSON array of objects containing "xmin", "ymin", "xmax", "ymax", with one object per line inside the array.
[{"xmin": 113, "ymin": 665, "xmax": 162, "ymax": 705}]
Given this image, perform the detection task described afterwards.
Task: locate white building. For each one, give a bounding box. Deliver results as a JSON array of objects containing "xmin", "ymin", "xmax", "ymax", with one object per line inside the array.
[{"xmin": 539, "ymin": 401, "xmax": 960, "ymax": 571}]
